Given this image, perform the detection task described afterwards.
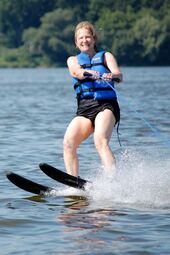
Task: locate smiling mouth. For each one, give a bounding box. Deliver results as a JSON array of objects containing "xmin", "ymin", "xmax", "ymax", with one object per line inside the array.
[{"xmin": 81, "ymin": 44, "xmax": 90, "ymax": 47}]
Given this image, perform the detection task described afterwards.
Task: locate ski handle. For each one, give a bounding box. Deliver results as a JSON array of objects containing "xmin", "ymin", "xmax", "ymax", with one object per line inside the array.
[{"xmin": 83, "ymin": 71, "xmax": 121, "ymax": 83}]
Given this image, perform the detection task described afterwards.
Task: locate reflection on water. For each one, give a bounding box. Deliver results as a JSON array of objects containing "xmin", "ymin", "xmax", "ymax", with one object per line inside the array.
[
  {"xmin": 25, "ymin": 195, "xmax": 48, "ymax": 203},
  {"xmin": 59, "ymin": 206, "xmax": 126, "ymax": 231}
]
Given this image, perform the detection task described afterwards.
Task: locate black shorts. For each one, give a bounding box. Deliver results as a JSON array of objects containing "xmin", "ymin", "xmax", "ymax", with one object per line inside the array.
[{"xmin": 76, "ymin": 98, "xmax": 120, "ymax": 126}]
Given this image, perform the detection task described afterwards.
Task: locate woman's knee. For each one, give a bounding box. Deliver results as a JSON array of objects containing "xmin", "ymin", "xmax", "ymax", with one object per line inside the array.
[
  {"xmin": 94, "ymin": 135, "xmax": 109, "ymax": 152},
  {"xmin": 63, "ymin": 133, "xmax": 77, "ymax": 152}
]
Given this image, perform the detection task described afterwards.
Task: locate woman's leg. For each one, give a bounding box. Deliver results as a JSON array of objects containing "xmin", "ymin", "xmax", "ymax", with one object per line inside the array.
[
  {"xmin": 94, "ymin": 109, "xmax": 116, "ymax": 171},
  {"xmin": 63, "ymin": 116, "xmax": 93, "ymax": 176}
]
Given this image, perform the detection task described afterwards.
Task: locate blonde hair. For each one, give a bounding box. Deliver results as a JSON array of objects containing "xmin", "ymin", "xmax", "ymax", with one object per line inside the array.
[{"xmin": 74, "ymin": 21, "xmax": 98, "ymax": 44}]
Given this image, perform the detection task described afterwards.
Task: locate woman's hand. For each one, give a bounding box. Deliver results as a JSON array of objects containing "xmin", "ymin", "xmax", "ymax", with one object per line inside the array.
[
  {"xmin": 83, "ymin": 70, "xmax": 100, "ymax": 79},
  {"xmin": 102, "ymin": 73, "xmax": 122, "ymax": 83},
  {"xmin": 102, "ymin": 73, "xmax": 114, "ymax": 81}
]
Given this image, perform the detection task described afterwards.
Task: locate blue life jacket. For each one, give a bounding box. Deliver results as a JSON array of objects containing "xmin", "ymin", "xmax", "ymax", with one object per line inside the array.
[{"xmin": 73, "ymin": 51, "xmax": 117, "ymax": 100}]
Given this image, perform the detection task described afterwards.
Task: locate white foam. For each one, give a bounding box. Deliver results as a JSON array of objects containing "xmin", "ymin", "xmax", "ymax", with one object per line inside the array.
[
  {"xmin": 45, "ymin": 148, "xmax": 170, "ymax": 209},
  {"xmin": 47, "ymin": 186, "xmax": 85, "ymax": 197},
  {"xmin": 85, "ymin": 148, "xmax": 170, "ymax": 209}
]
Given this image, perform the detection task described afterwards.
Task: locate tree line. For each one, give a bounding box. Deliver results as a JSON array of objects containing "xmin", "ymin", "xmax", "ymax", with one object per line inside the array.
[{"xmin": 0, "ymin": 0, "xmax": 169, "ymax": 67}]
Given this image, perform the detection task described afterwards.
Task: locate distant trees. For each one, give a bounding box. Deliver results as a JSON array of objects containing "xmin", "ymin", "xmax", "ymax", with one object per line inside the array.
[
  {"xmin": 22, "ymin": 9, "xmax": 76, "ymax": 66},
  {"xmin": 0, "ymin": 0, "xmax": 55, "ymax": 47},
  {"xmin": 95, "ymin": 4, "xmax": 170, "ymax": 65},
  {"xmin": 0, "ymin": 0, "xmax": 169, "ymax": 67}
]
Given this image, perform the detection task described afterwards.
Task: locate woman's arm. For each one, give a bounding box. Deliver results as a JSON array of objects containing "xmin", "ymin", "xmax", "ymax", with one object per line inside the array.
[
  {"xmin": 67, "ymin": 56, "xmax": 100, "ymax": 80},
  {"xmin": 67, "ymin": 56, "xmax": 85, "ymax": 79},
  {"xmin": 104, "ymin": 52, "xmax": 123, "ymax": 82}
]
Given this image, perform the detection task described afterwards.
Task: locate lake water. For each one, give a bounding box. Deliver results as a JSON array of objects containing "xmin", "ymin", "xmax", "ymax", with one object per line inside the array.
[{"xmin": 0, "ymin": 67, "xmax": 170, "ymax": 255}]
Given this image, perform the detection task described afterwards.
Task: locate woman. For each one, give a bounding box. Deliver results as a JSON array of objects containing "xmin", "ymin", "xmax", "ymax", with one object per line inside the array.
[{"xmin": 63, "ymin": 21, "xmax": 123, "ymax": 177}]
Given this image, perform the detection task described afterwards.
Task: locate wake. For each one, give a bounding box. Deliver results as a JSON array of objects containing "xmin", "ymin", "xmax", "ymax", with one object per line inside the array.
[
  {"xmin": 49, "ymin": 148, "xmax": 170, "ymax": 209},
  {"xmin": 87, "ymin": 148, "xmax": 170, "ymax": 209}
]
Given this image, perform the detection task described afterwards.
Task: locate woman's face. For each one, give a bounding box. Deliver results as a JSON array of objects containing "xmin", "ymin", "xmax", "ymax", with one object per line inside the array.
[{"xmin": 75, "ymin": 28, "xmax": 95, "ymax": 53}]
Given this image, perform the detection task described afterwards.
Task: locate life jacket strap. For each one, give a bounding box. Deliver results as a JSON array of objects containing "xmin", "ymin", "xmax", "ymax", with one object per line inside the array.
[
  {"xmin": 80, "ymin": 62, "xmax": 109, "ymax": 70},
  {"xmin": 76, "ymin": 86, "xmax": 113, "ymax": 99},
  {"xmin": 74, "ymin": 78, "xmax": 92, "ymax": 90},
  {"xmin": 80, "ymin": 62, "xmax": 103, "ymax": 69}
]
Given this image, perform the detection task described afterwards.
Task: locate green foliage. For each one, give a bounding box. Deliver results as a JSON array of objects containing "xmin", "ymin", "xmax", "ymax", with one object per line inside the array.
[
  {"xmin": 96, "ymin": 9, "xmax": 134, "ymax": 49},
  {"xmin": 133, "ymin": 14, "xmax": 161, "ymax": 61},
  {"xmin": 0, "ymin": 46, "xmax": 40, "ymax": 67},
  {"xmin": 0, "ymin": 0, "xmax": 169, "ymax": 67},
  {"xmin": 22, "ymin": 9, "xmax": 76, "ymax": 66},
  {"xmin": 0, "ymin": 0, "xmax": 55, "ymax": 47}
]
